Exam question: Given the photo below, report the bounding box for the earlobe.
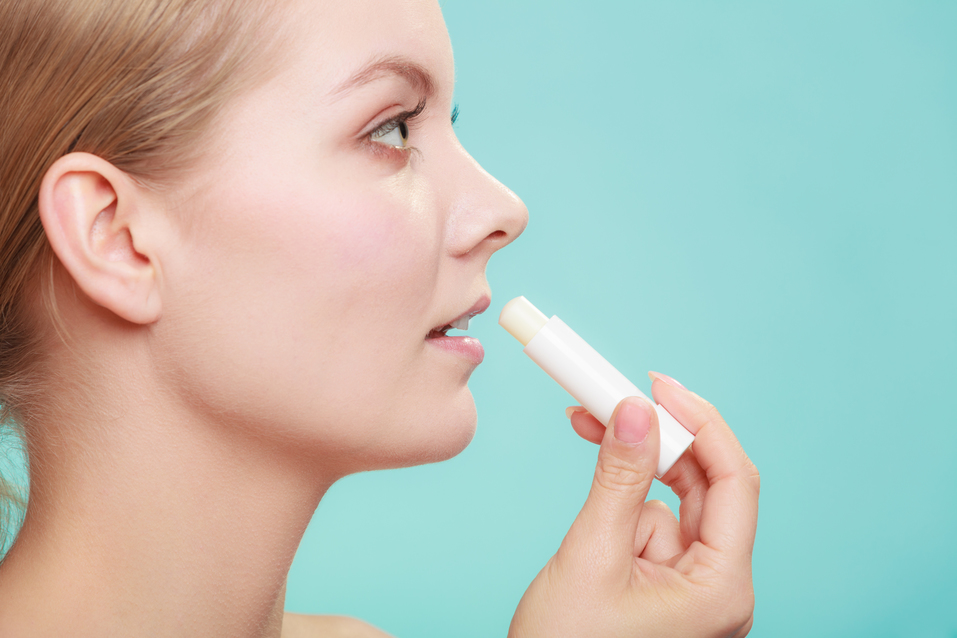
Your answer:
[38,153,162,324]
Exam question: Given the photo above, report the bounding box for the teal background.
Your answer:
[285,1,957,637]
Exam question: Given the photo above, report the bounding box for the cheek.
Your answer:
[323,190,434,302]
[156,173,446,453]
[279,180,440,335]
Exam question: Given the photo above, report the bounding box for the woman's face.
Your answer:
[151,0,527,473]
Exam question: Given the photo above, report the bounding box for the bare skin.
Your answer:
[0,0,757,635]
[281,614,393,638]
[0,0,525,635]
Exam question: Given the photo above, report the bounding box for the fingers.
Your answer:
[635,499,684,563]
[660,451,708,546]
[566,407,687,561]
[649,373,760,564]
[564,397,660,574]
[567,407,604,444]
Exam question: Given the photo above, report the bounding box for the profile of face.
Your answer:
[133,0,527,474]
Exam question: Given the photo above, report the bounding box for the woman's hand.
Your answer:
[509,373,759,638]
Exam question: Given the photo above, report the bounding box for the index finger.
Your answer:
[650,376,760,564]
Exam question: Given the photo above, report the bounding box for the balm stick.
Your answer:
[499,296,694,477]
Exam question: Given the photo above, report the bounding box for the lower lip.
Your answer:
[426,335,485,365]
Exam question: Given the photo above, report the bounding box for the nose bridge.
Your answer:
[442,142,528,258]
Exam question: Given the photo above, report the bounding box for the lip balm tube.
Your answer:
[499,296,694,477]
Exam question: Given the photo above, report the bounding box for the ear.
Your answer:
[38,153,162,324]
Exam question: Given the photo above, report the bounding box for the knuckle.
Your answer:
[688,554,755,635]
[703,401,724,426]
[705,582,755,636]
[689,399,726,432]
[722,473,758,510]
[594,455,648,493]
[734,462,761,497]
[724,589,756,634]
[748,464,761,495]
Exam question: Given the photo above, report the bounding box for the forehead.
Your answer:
[277,0,454,100]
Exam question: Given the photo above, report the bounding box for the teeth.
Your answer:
[451,316,470,331]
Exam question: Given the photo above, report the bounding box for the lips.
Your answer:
[426,295,491,339]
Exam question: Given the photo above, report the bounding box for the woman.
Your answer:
[0,0,759,635]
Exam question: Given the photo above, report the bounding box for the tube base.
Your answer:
[653,404,694,477]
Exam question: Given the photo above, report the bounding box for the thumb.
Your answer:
[567,396,660,569]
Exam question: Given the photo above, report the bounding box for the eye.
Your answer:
[370,119,410,148]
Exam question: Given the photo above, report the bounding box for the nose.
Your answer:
[443,147,528,259]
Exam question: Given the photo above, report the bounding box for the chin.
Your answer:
[432,386,478,459]
[433,406,477,462]
[366,389,478,471]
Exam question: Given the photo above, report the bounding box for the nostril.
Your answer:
[486,230,507,242]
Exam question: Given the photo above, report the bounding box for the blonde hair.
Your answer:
[0,0,276,554]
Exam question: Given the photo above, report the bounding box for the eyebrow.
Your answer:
[331,55,436,99]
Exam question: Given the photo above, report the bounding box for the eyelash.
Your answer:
[365,100,462,160]
[368,98,427,152]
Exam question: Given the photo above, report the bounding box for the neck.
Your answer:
[0,342,334,637]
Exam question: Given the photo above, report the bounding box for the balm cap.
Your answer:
[499,296,548,346]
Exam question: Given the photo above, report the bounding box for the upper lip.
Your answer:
[430,294,491,335]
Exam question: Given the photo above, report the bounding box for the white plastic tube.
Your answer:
[499,296,694,477]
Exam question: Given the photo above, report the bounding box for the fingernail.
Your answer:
[615,399,652,444]
[565,406,585,419]
[649,371,686,390]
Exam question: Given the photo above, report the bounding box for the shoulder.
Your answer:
[282,613,395,638]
